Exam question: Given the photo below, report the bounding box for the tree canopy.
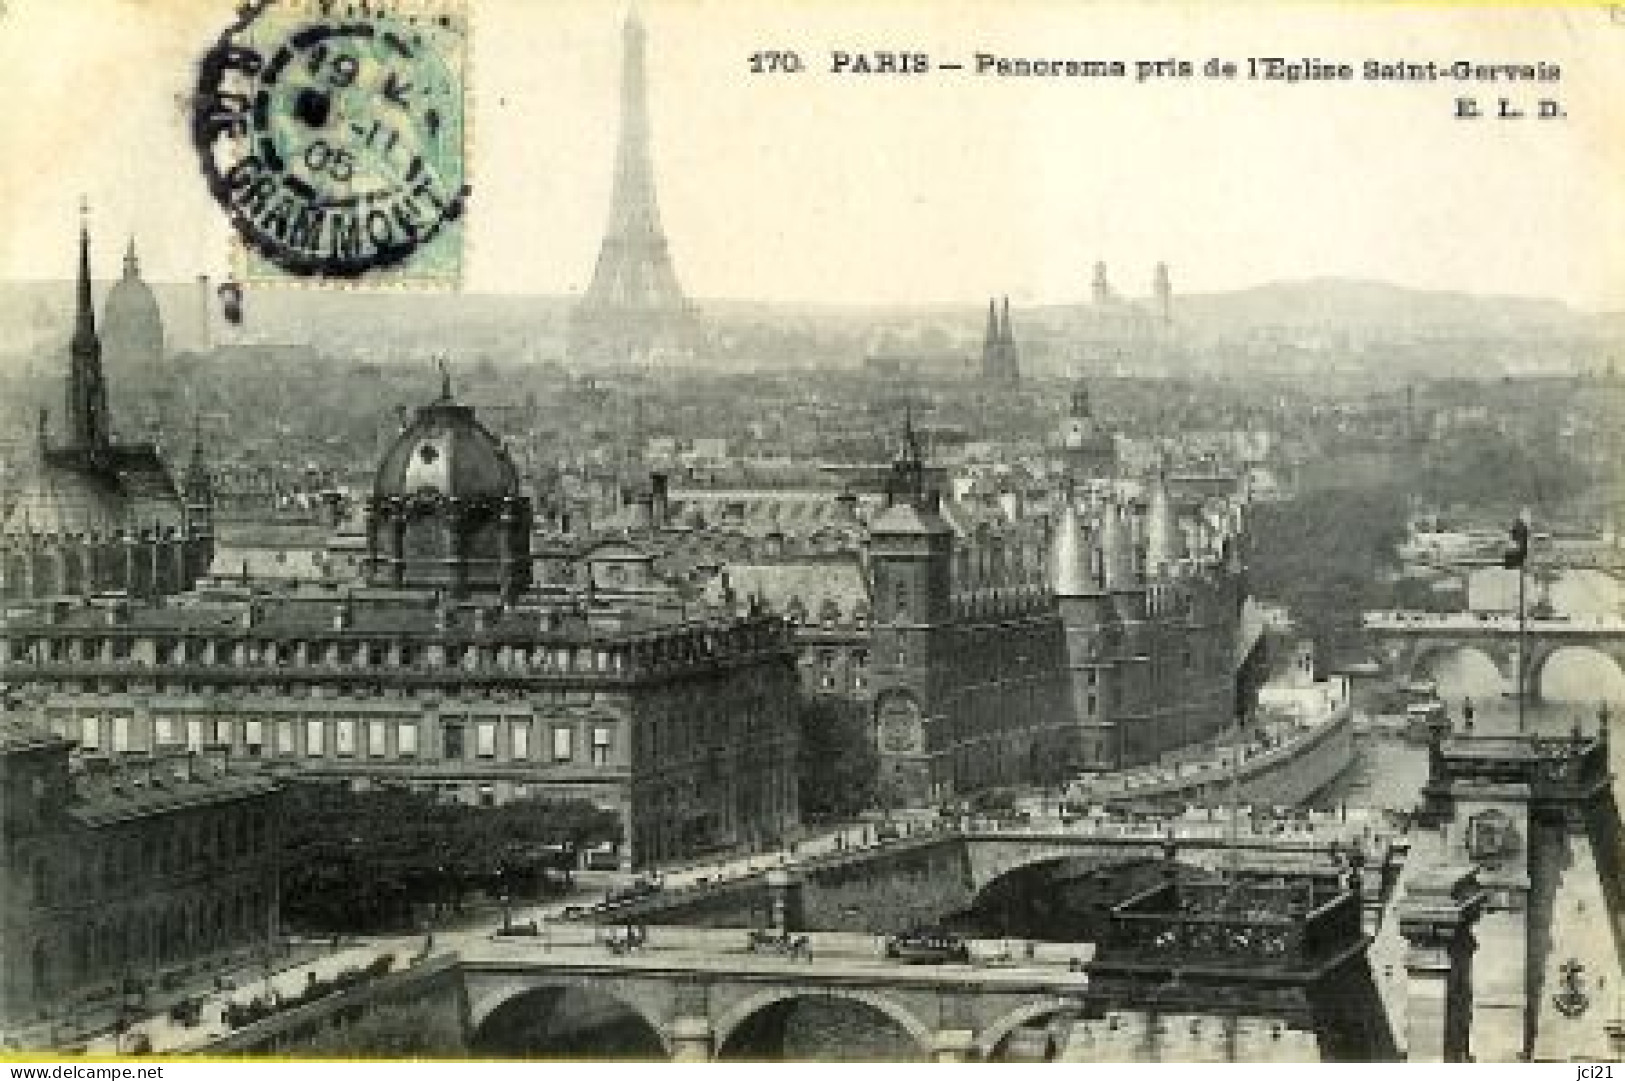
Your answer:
[279,783,622,933]
[796,696,878,820]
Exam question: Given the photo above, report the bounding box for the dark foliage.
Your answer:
[1248,486,1409,669]
[796,696,877,820]
[279,783,621,934]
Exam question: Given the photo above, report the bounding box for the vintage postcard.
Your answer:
[1,0,1623,1066]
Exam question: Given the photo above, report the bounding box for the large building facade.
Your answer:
[0,382,799,871]
[0,720,279,1024]
[517,397,1261,809]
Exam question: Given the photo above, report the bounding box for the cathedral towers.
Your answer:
[980,296,1020,385]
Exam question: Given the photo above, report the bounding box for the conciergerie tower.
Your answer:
[568,8,697,367]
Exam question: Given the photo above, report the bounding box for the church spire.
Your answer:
[67,201,111,456]
[887,406,927,506]
[122,236,140,280]
[71,201,97,359]
[1000,297,1020,383]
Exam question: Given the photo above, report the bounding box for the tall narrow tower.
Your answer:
[1152,262,1172,326]
[66,205,111,460]
[978,297,1021,386]
[569,10,696,367]
[998,296,1020,384]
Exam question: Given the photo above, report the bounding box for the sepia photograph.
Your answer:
[1,0,1624,1065]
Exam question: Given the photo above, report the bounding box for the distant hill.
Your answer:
[0,274,1612,374]
[1169,278,1578,336]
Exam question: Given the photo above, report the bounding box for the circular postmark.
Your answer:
[192,0,469,279]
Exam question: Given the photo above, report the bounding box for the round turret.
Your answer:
[1049,500,1097,596]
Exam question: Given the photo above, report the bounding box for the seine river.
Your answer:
[516,686,1619,1061]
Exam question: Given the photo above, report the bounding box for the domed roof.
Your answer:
[4,465,127,536]
[373,378,518,501]
[102,240,164,366]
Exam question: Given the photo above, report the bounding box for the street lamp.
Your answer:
[1504,510,1532,733]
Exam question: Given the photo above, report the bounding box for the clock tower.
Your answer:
[866,414,954,805]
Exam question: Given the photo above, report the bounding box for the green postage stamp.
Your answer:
[191,0,468,287]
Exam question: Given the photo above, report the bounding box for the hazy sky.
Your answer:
[3,0,1623,308]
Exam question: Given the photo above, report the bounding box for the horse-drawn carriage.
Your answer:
[745,929,813,961]
[167,997,204,1027]
[885,928,970,964]
[600,925,648,955]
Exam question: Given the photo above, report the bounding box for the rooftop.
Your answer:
[4,589,785,649]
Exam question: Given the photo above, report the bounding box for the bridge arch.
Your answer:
[467,980,671,1059]
[975,996,1080,1059]
[1528,644,1625,705]
[711,987,932,1060]
[1406,643,1510,698]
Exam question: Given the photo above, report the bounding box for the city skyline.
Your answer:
[2,1,1623,310]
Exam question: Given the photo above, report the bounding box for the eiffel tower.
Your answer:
[568,9,697,366]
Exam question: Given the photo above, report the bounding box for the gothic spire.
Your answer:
[123,236,140,280]
[982,298,999,354]
[886,406,927,506]
[1070,378,1092,419]
[185,413,209,485]
[71,201,98,360]
[435,355,453,401]
[899,404,922,465]
[67,201,111,455]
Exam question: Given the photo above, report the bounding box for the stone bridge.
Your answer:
[592,813,1396,941]
[198,820,1399,1061]
[958,821,1378,896]
[1364,610,1625,699]
[459,927,1092,1061]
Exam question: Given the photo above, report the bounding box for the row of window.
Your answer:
[65,715,616,766]
[19,810,271,906]
[9,630,772,673]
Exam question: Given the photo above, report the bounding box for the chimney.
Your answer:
[165,749,194,784]
[196,273,212,352]
[835,490,858,524]
[630,489,654,531]
[125,755,157,790]
[200,744,229,777]
[998,487,1023,523]
[650,472,669,530]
